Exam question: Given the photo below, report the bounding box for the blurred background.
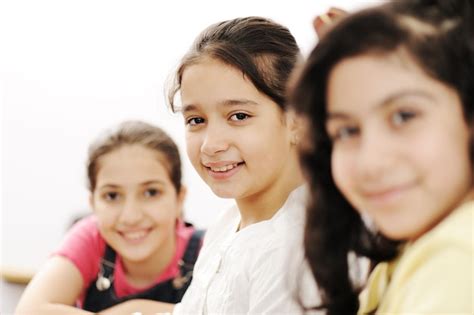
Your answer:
[0,0,384,312]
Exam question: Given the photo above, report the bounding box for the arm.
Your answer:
[15,256,175,315]
[15,256,92,315]
[99,299,174,315]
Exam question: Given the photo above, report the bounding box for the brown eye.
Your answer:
[104,192,119,201]
[144,188,161,198]
[329,125,359,142]
[392,110,417,126]
[230,112,250,121]
[187,117,205,125]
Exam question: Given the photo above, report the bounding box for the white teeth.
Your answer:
[210,163,238,172]
[122,230,148,240]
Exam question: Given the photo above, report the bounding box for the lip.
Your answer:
[362,182,415,205]
[203,160,242,168]
[118,227,153,243]
[203,161,244,180]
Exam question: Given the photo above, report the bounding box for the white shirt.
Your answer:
[173,185,321,315]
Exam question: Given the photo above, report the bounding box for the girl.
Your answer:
[290,0,473,314]
[15,120,204,314]
[166,16,320,314]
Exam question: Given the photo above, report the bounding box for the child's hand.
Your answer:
[313,7,347,39]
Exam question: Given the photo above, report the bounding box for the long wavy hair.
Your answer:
[289,0,474,314]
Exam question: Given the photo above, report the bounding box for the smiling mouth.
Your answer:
[203,161,245,180]
[205,162,245,172]
[119,228,152,242]
[363,182,415,203]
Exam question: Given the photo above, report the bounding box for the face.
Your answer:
[90,144,184,264]
[326,52,473,240]
[180,58,296,201]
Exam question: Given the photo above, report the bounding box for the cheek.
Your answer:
[246,134,288,171]
[331,149,353,195]
[425,135,472,196]
[93,202,117,227]
[255,123,292,155]
[185,134,201,163]
[96,213,116,231]
[147,199,180,223]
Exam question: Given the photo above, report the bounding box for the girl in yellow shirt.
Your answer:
[290,0,473,314]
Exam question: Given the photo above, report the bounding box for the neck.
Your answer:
[236,153,304,229]
[122,234,176,288]
[411,187,474,242]
[463,188,474,203]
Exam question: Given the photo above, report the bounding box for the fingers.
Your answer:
[313,7,348,39]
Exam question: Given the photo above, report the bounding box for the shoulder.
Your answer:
[261,185,308,250]
[382,201,473,313]
[246,185,310,275]
[53,215,105,286]
[67,214,101,236]
[56,215,103,251]
[404,200,473,262]
[239,186,308,255]
[426,200,473,248]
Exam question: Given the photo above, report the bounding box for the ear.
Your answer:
[176,185,187,218]
[286,110,303,146]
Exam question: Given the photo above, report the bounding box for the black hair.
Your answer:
[167,16,301,111]
[289,1,473,314]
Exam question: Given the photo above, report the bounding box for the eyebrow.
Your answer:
[98,180,165,190]
[181,98,258,114]
[327,90,434,120]
[97,184,121,190]
[140,180,166,186]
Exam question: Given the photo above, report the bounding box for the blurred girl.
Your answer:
[16,120,203,314]
[290,0,473,314]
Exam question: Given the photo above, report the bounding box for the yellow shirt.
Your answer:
[358,201,474,315]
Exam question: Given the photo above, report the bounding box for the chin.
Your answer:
[209,186,239,199]
[212,190,237,199]
[378,225,414,241]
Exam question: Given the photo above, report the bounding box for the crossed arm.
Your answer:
[14,256,174,315]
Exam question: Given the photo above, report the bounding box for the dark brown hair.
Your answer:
[289,0,473,314]
[167,16,301,112]
[87,120,182,193]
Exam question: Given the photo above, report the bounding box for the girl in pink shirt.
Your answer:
[16,120,203,315]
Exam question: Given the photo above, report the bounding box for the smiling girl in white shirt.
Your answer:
[166,16,320,314]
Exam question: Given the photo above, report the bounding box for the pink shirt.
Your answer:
[54,215,195,306]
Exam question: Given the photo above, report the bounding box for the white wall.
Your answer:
[0,0,384,274]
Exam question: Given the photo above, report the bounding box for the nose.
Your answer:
[200,123,229,156]
[119,197,143,226]
[356,129,395,180]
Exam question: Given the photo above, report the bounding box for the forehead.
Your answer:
[179,58,266,111]
[326,51,438,113]
[96,145,171,181]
